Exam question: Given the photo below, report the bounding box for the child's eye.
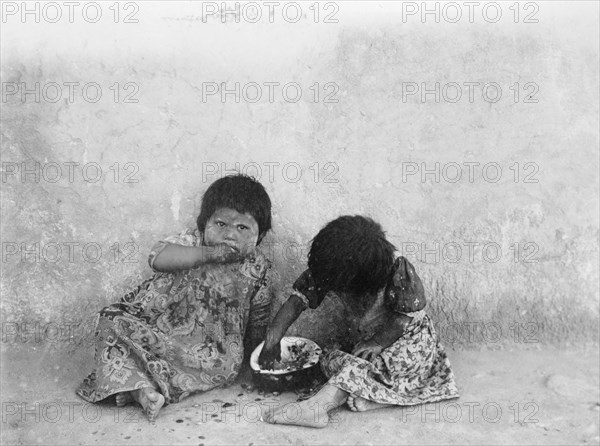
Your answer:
[216,221,226,228]
[237,225,248,231]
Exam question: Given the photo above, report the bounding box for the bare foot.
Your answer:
[264,401,329,428]
[264,384,348,428]
[116,391,134,407]
[131,388,165,422]
[347,395,394,412]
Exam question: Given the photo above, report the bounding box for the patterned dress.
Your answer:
[76,228,272,405]
[295,257,459,405]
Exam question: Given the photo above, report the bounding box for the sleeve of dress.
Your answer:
[292,269,325,310]
[384,256,427,314]
[147,228,200,271]
[244,263,274,353]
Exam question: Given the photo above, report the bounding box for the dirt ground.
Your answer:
[1,344,599,446]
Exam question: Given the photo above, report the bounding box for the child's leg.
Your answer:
[264,384,347,428]
[346,395,394,412]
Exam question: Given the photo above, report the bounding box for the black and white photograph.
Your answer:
[1,1,599,444]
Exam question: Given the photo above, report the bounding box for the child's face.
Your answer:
[203,207,260,254]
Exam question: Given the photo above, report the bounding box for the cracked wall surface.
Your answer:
[1,3,598,349]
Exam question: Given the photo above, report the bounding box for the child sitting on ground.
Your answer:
[77,174,273,422]
[259,215,459,428]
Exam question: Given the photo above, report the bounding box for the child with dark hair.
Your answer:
[259,215,459,428]
[77,174,273,421]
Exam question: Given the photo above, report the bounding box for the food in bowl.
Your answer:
[250,336,321,375]
[271,341,312,371]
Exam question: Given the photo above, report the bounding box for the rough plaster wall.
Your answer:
[1,3,598,349]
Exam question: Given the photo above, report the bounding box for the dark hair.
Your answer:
[197,174,272,244]
[308,215,396,295]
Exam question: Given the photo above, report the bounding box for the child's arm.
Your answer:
[352,312,412,361]
[354,257,425,361]
[258,294,307,369]
[152,243,242,273]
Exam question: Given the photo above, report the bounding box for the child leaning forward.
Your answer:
[259,215,459,428]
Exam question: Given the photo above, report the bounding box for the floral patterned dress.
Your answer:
[296,257,459,405]
[76,228,272,404]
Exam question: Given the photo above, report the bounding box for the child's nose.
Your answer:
[223,227,236,240]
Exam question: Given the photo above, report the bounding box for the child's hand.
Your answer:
[204,244,245,264]
[258,341,281,370]
[352,338,384,362]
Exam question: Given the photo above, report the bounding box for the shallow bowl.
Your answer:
[250,336,323,391]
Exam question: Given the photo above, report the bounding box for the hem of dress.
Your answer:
[75,384,157,404]
[327,380,461,406]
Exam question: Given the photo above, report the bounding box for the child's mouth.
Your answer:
[223,243,240,252]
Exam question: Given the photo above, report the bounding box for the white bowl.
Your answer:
[250,336,322,375]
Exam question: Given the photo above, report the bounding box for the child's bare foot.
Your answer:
[347,395,394,412]
[263,384,347,428]
[131,388,165,422]
[115,391,134,407]
[264,401,329,428]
